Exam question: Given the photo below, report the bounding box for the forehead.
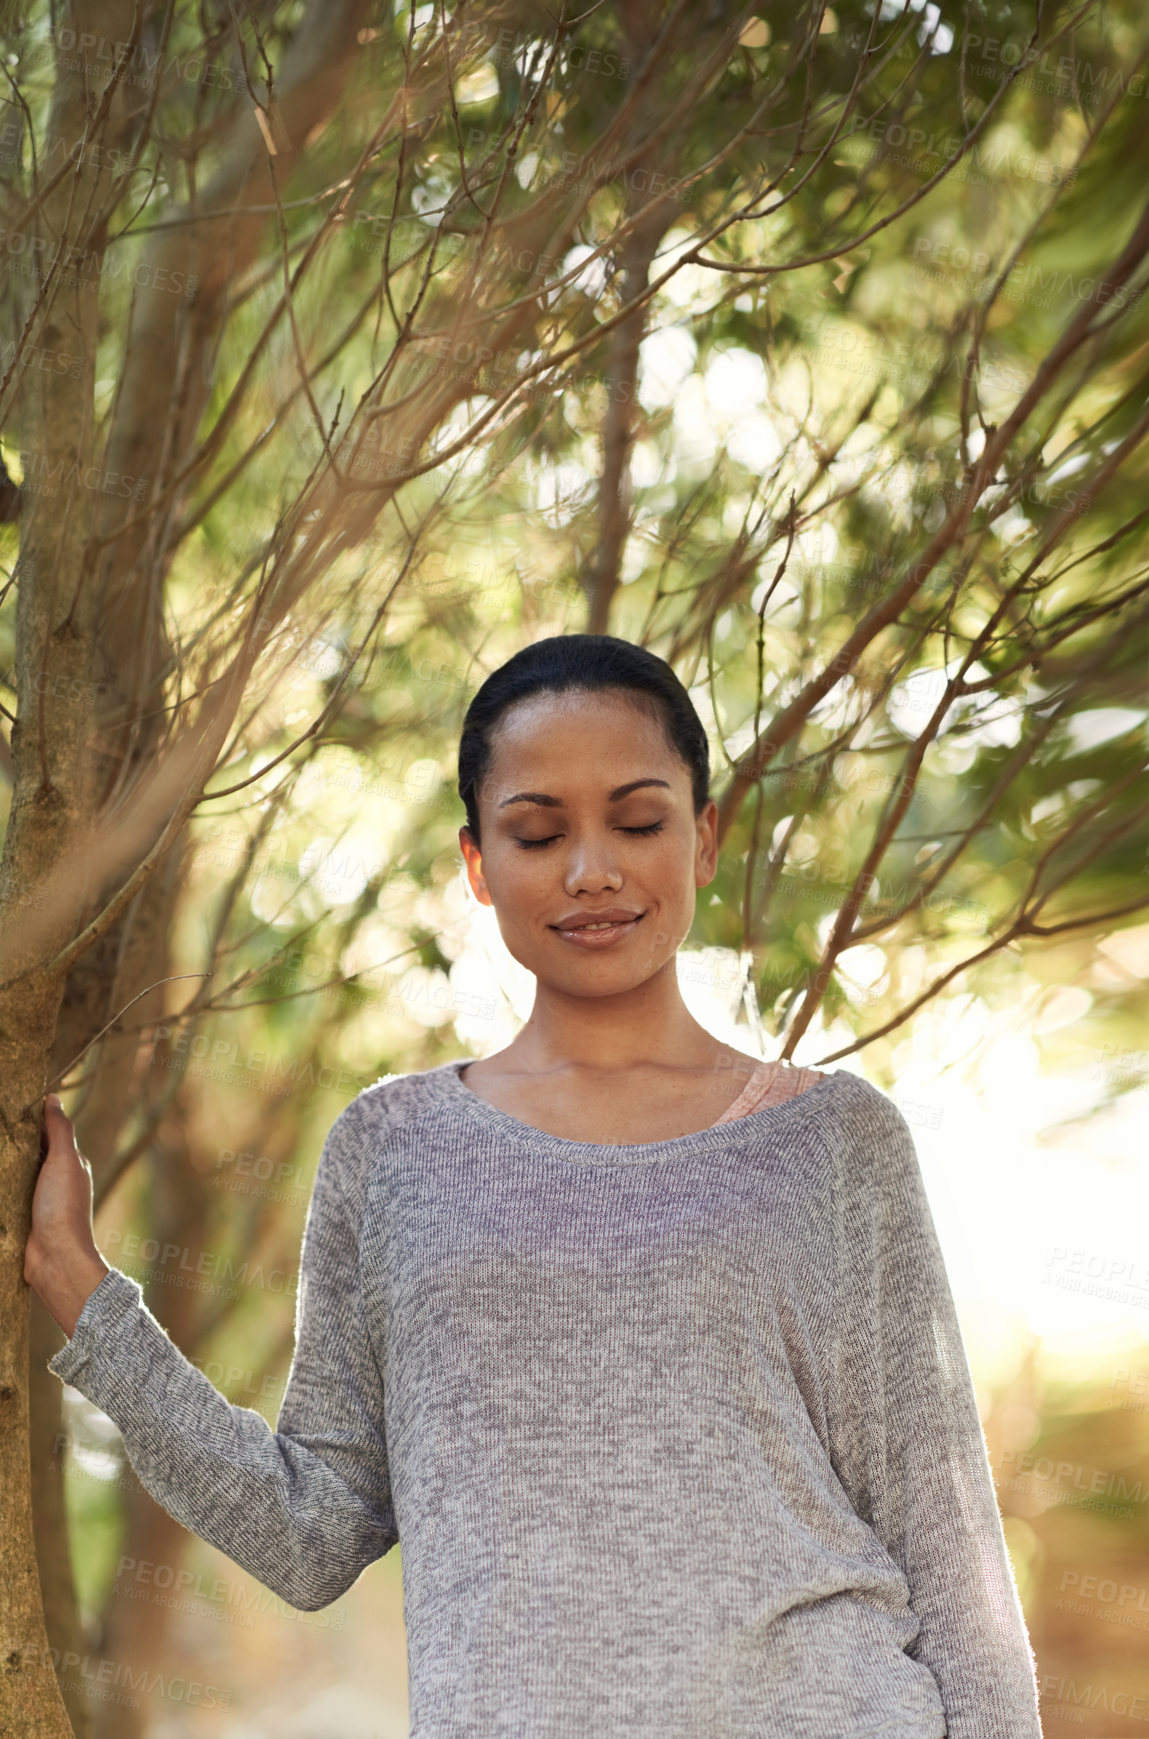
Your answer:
[485,689,682,780]
[490,685,667,754]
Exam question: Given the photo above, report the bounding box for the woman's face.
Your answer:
[459,688,719,998]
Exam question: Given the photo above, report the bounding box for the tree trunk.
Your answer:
[28,1302,93,1739]
[0,2,145,1723]
[0,979,77,1739]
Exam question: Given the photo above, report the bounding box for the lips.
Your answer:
[548,910,645,951]
[551,909,644,931]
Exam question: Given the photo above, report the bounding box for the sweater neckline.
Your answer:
[430,1057,842,1167]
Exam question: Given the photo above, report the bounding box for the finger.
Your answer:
[40,1096,61,1158]
[42,1096,78,1152]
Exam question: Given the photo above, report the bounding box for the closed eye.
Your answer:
[514,821,665,850]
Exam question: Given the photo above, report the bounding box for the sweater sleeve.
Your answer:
[46,1099,398,1612]
[825,1079,1043,1738]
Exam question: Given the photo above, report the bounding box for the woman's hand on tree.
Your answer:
[25,1094,111,1339]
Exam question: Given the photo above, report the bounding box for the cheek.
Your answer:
[654,830,699,888]
[489,848,548,903]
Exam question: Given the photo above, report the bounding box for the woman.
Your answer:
[28,633,1043,1738]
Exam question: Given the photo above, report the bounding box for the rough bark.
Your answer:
[28,1302,92,1739]
[0,978,78,1737]
[0,0,141,1717]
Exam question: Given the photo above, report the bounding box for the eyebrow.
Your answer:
[498,778,671,810]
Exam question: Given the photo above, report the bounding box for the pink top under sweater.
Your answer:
[711,1058,826,1125]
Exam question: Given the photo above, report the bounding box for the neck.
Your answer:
[504,962,723,1075]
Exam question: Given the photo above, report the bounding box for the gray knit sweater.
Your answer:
[48,1061,1043,1738]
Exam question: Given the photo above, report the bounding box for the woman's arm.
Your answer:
[825,1080,1044,1739]
[29,1094,398,1612]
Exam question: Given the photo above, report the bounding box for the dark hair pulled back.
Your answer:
[457,634,710,844]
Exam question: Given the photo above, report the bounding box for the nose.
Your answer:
[562,831,624,898]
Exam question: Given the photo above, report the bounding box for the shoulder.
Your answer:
[348,1064,450,1133]
[818,1072,930,1217]
[315,1065,453,1208]
[822,1069,914,1137]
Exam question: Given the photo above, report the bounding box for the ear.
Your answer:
[459,826,493,907]
[694,798,720,889]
